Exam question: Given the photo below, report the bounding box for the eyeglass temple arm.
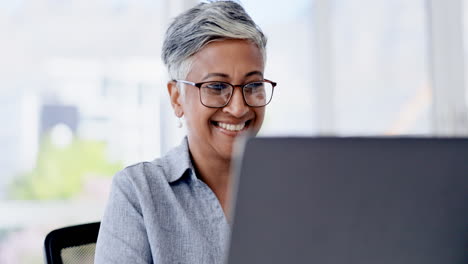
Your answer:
[175,80,196,86]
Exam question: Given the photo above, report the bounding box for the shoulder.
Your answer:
[113,137,192,189]
[104,159,173,219]
[112,159,168,193]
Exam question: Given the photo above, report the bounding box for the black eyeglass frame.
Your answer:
[174,79,277,108]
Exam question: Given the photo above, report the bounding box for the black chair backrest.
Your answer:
[44,222,101,264]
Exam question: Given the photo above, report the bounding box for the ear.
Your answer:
[167,81,184,117]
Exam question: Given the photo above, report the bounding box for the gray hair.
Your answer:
[162,0,267,80]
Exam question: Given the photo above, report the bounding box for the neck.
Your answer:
[188,142,233,217]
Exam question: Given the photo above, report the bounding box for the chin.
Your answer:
[218,146,235,161]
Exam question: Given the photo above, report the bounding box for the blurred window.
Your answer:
[331,0,431,135]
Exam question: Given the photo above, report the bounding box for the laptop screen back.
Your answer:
[227,137,468,264]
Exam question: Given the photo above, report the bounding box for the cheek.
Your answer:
[184,102,217,130]
[181,91,201,121]
[253,108,265,128]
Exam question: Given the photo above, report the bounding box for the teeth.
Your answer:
[217,122,246,131]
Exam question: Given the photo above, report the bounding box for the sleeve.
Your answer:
[94,169,153,264]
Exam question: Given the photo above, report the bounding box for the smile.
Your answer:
[212,120,251,132]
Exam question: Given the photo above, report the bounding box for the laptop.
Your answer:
[227,137,468,264]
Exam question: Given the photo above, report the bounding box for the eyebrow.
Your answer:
[202,73,229,81]
[245,71,264,78]
[201,71,264,81]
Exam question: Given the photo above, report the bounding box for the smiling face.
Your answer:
[168,39,265,162]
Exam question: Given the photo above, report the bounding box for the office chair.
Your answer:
[44,222,100,264]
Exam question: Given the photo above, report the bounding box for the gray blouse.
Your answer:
[95,137,230,264]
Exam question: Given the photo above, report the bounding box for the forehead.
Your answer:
[188,39,264,80]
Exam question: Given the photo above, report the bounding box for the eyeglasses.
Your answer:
[174,79,277,108]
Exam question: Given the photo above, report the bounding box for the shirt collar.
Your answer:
[160,136,195,183]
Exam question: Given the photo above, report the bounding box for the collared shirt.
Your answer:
[95,137,230,264]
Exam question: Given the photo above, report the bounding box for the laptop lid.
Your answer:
[227,137,468,264]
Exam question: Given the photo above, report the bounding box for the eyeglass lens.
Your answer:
[200,81,273,107]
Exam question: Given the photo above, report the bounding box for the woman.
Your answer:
[95,1,276,263]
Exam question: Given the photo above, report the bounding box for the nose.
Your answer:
[222,88,249,117]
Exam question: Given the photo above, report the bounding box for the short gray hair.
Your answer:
[162,0,267,80]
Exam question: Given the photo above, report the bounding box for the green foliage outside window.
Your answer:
[9,135,122,200]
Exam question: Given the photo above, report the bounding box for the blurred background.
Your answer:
[1,0,467,263]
